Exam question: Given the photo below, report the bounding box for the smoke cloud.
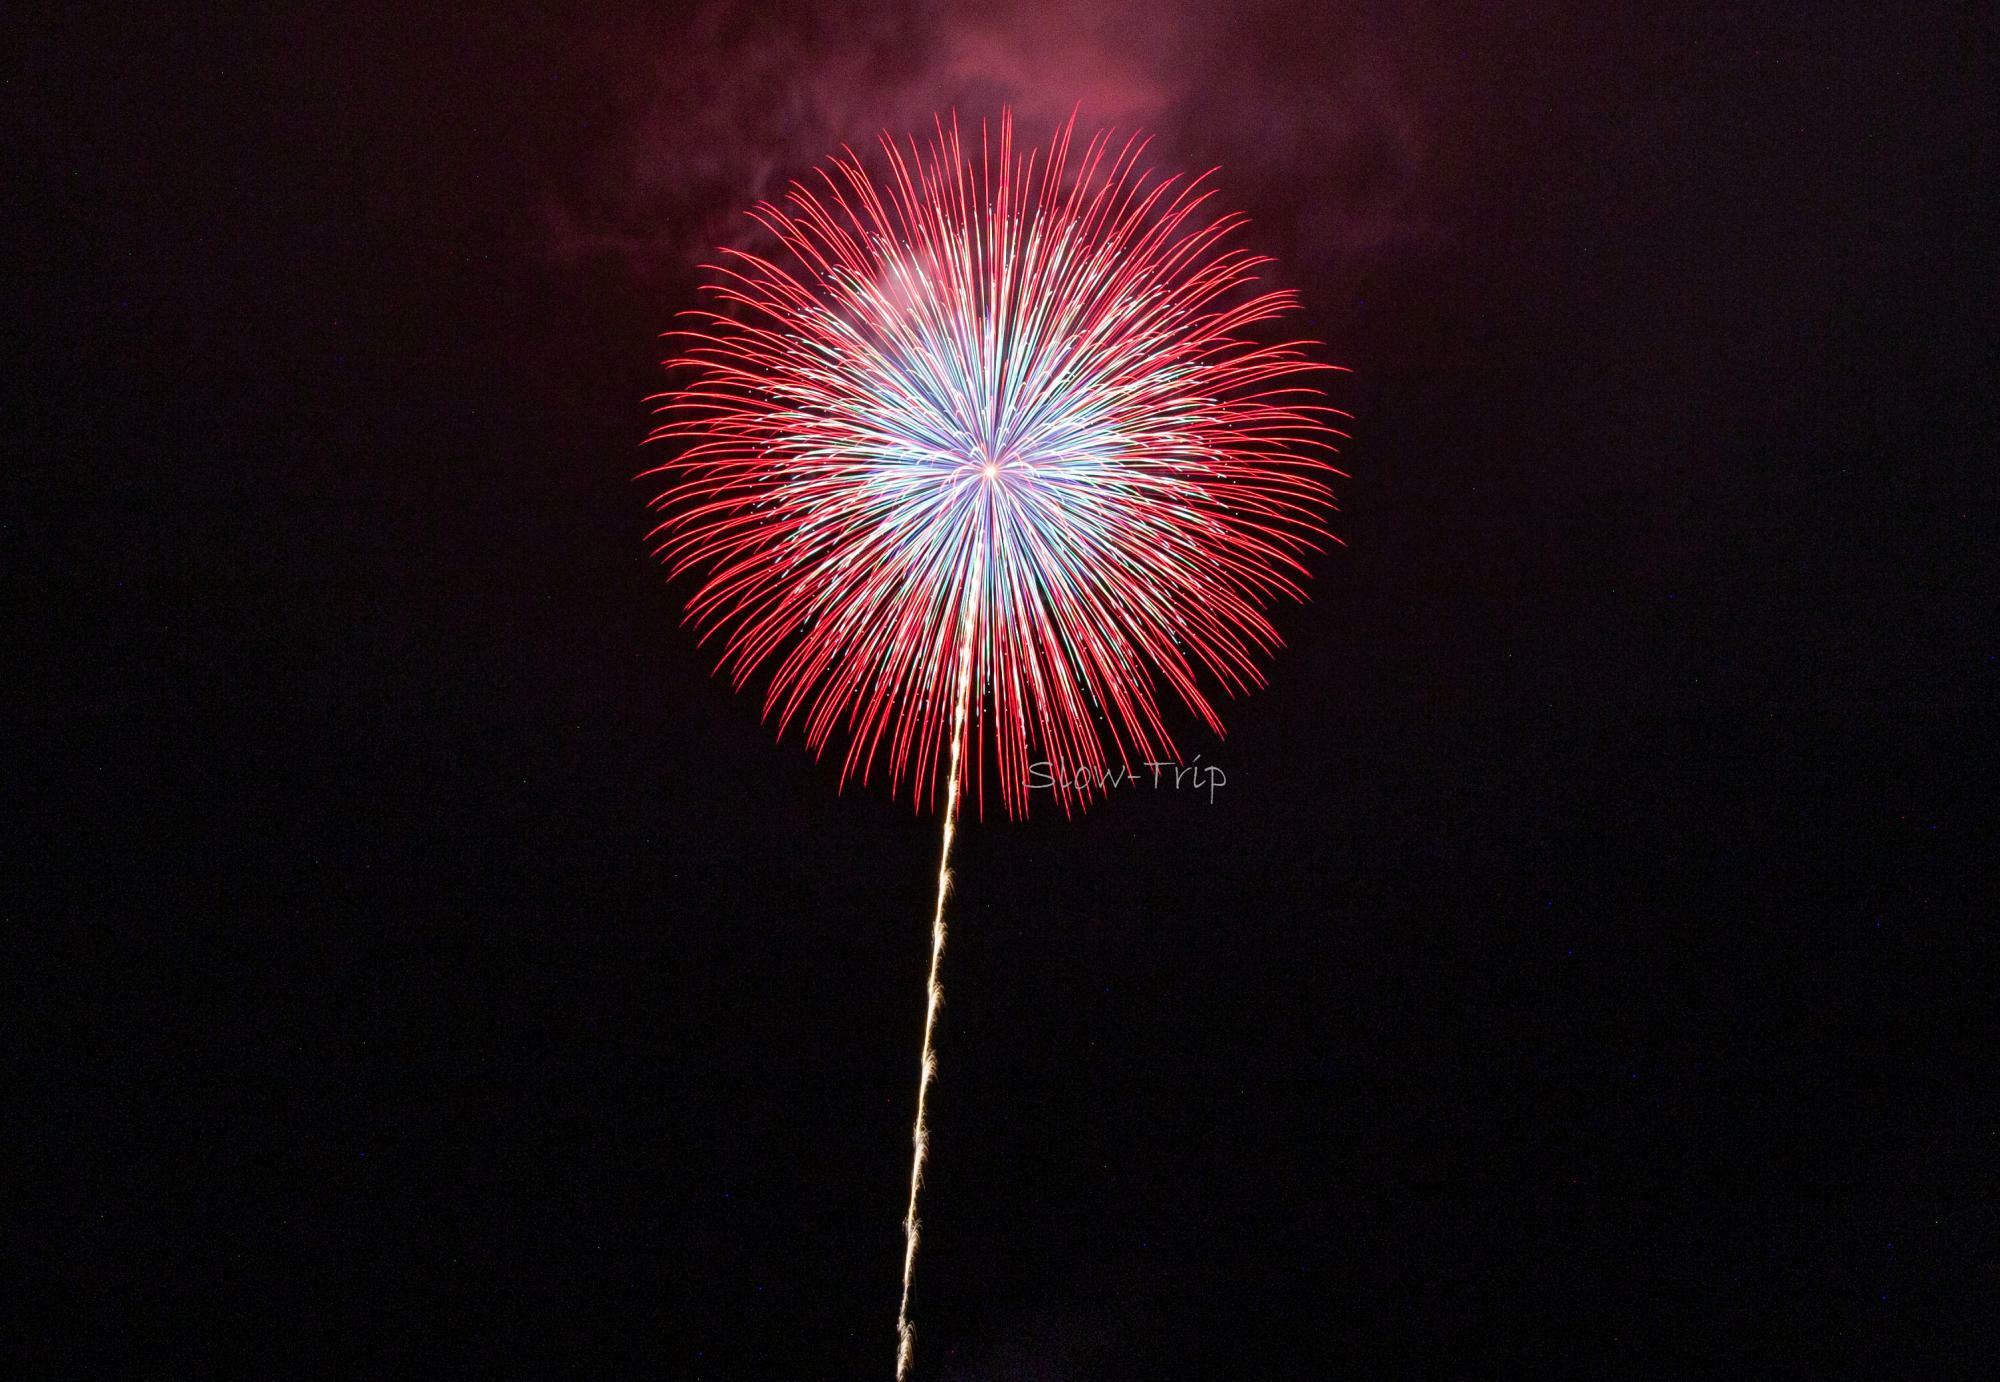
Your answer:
[544,0,1428,283]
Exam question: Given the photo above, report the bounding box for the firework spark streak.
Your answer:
[896,569,977,1378]
[645,113,1343,1375]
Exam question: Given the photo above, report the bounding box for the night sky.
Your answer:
[15,3,1992,1377]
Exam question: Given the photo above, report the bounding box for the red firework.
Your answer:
[646,113,1346,815]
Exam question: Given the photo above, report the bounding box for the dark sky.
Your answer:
[15,3,1992,1377]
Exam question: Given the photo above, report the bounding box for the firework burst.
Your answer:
[646,112,1344,1377]
[645,113,1346,818]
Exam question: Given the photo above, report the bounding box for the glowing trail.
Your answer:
[896,561,979,1379]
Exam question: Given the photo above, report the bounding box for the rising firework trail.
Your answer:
[644,112,1345,1376]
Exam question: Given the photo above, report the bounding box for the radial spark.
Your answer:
[645,113,1346,818]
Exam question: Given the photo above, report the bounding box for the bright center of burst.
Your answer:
[982,463,998,481]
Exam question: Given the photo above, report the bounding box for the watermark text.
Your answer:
[1027,758,1228,803]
